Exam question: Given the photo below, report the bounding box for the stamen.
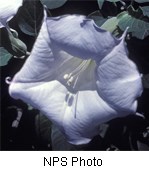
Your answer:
[70,60,88,75]
[63,59,92,89]
[72,60,90,78]
[67,76,74,86]
[63,74,70,80]
[73,76,79,89]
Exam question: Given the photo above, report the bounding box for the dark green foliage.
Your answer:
[0,28,27,59]
[0,47,12,66]
[17,0,44,36]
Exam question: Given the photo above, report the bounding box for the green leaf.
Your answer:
[17,0,44,36]
[117,6,149,39]
[140,6,149,18]
[8,30,27,56]
[11,38,27,56]
[101,16,119,33]
[97,0,105,9]
[40,0,67,9]
[1,27,27,57]
[134,0,149,3]
[142,74,149,89]
[88,11,120,35]
[88,11,107,27]
[0,47,12,66]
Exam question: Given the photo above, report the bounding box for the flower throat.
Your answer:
[63,59,92,89]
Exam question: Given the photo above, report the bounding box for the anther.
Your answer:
[63,74,69,80]
[63,59,92,88]
[67,76,74,86]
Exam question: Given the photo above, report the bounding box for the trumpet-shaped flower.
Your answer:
[9,15,143,145]
[0,0,23,28]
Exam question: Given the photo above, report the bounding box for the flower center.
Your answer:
[63,59,92,89]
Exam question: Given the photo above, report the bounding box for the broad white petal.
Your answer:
[0,0,23,28]
[96,36,143,114]
[47,15,121,60]
[61,90,120,145]
[9,80,68,127]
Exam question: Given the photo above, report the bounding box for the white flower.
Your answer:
[9,15,143,145]
[0,0,23,28]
